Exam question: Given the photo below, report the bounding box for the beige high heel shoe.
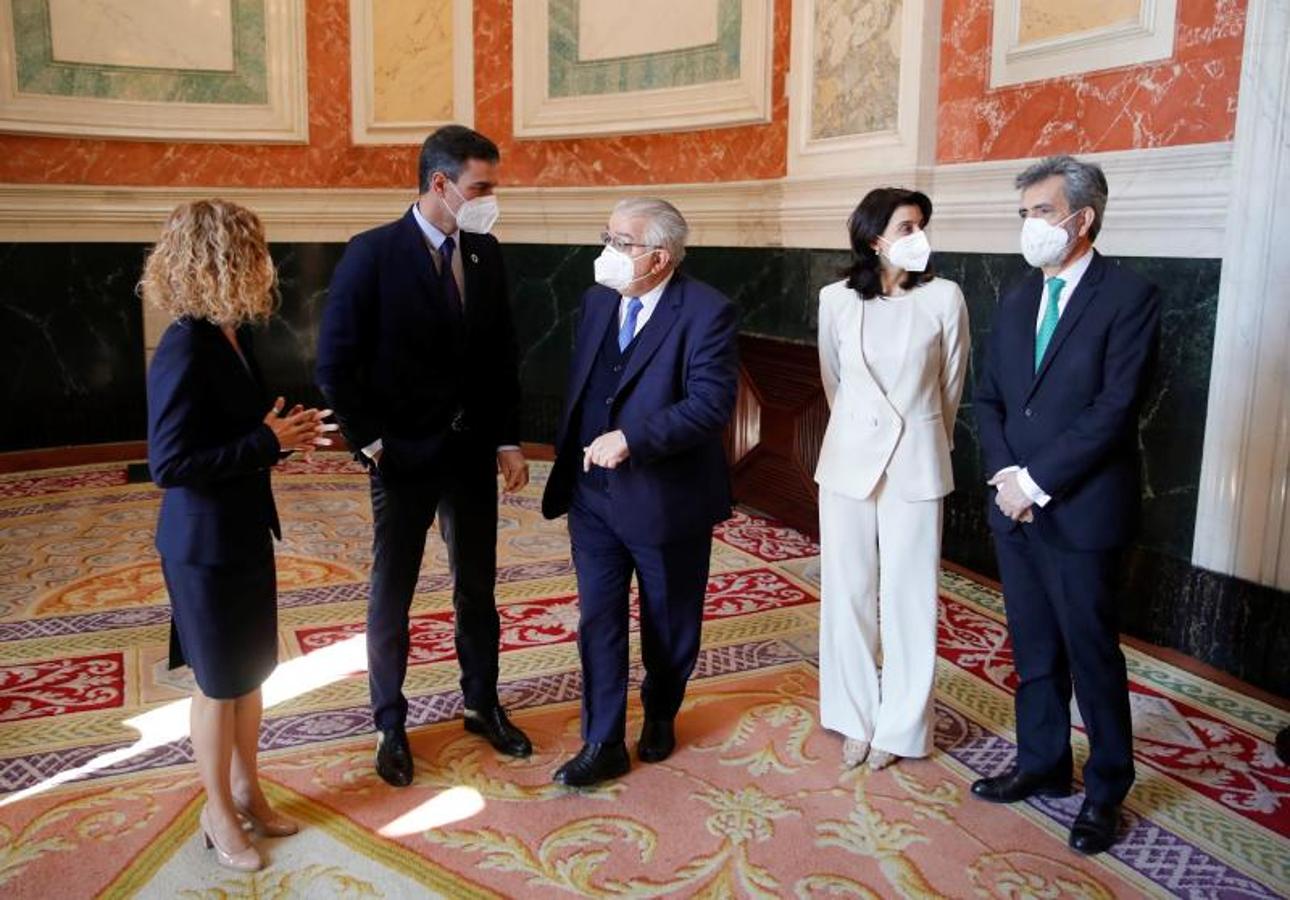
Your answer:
[841,738,870,768]
[238,805,299,838]
[200,806,263,872]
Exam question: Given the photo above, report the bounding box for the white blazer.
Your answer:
[814,277,970,502]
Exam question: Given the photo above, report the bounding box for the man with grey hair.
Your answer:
[971,155,1160,854]
[541,197,739,786]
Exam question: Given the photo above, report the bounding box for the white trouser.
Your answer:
[818,477,942,757]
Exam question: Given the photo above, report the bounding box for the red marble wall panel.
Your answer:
[0,0,789,188]
[938,0,1246,163]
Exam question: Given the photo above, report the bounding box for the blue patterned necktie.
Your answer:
[618,297,643,352]
[1035,276,1065,371]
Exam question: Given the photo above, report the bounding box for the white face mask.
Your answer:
[441,180,500,234]
[1020,209,1081,268]
[878,229,931,272]
[594,245,654,293]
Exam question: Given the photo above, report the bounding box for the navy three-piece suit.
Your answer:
[542,272,739,742]
[975,250,1160,805]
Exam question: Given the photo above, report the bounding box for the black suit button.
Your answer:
[1024,408,1033,418]
[613,365,622,372]
[604,397,613,406]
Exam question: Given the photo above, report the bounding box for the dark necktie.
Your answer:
[439,235,463,312]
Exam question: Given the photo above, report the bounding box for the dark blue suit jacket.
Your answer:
[315,209,520,475]
[541,272,739,543]
[147,319,282,564]
[974,250,1160,550]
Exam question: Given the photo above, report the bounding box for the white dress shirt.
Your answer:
[617,272,673,340]
[363,203,517,459]
[997,247,1095,507]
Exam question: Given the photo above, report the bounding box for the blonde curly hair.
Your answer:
[138,200,278,326]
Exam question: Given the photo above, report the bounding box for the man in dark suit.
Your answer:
[541,198,738,786]
[316,125,532,787]
[972,156,1161,854]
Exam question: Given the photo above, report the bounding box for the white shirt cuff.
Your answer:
[988,465,1019,483]
[361,438,383,458]
[497,445,521,452]
[1017,467,1052,507]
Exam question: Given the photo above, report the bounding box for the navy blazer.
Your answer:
[147,319,282,564]
[974,250,1161,550]
[541,272,739,543]
[315,209,521,474]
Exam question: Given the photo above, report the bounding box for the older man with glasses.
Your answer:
[541,198,739,786]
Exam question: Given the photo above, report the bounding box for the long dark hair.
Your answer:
[843,188,935,300]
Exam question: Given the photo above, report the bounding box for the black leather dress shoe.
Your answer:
[464,706,533,758]
[637,719,676,763]
[1069,800,1120,855]
[971,767,1071,803]
[375,727,413,787]
[552,742,630,787]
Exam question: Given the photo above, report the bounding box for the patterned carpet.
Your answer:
[0,457,1286,898]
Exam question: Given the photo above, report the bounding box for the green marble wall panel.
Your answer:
[12,0,267,104]
[547,0,742,97]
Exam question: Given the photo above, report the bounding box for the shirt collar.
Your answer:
[1053,247,1094,289]
[411,201,454,250]
[622,271,674,311]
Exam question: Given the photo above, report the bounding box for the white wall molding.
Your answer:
[990,0,1177,88]
[0,141,1232,255]
[787,0,940,177]
[0,0,308,143]
[512,0,773,139]
[1192,0,1290,589]
[348,0,474,145]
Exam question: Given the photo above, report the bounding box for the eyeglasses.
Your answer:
[600,231,659,254]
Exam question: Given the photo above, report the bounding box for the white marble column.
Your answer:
[1192,0,1290,588]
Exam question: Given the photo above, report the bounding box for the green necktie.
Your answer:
[1035,276,1065,371]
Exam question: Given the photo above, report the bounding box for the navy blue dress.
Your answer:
[147,318,283,699]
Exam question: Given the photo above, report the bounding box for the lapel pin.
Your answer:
[470,253,479,264]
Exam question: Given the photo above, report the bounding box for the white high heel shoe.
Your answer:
[841,738,870,768]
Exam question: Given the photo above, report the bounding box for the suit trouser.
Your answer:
[568,482,712,743]
[367,437,500,730]
[993,527,1135,805]
[818,477,941,757]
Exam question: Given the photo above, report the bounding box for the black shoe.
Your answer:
[375,726,413,787]
[636,719,676,763]
[552,742,630,787]
[971,767,1071,804]
[464,706,533,758]
[1069,800,1120,855]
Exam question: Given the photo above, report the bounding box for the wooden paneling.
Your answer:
[727,334,825,537]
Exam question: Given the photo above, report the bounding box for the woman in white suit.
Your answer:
[815,188,969,769]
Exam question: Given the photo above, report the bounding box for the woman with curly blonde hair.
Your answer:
[142,200,333,871]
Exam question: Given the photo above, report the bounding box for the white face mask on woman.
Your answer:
[440,180,500,234]
[877,229,932,272]
[1019,209,1082,268]
[593,245,654,293]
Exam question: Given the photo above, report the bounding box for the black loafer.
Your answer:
[375,726,413,787]
[1069,800,1120,855]
[636,719,676,763]
[971,767,1071,803]
[464,706,533,758]
[552,742,630,787]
